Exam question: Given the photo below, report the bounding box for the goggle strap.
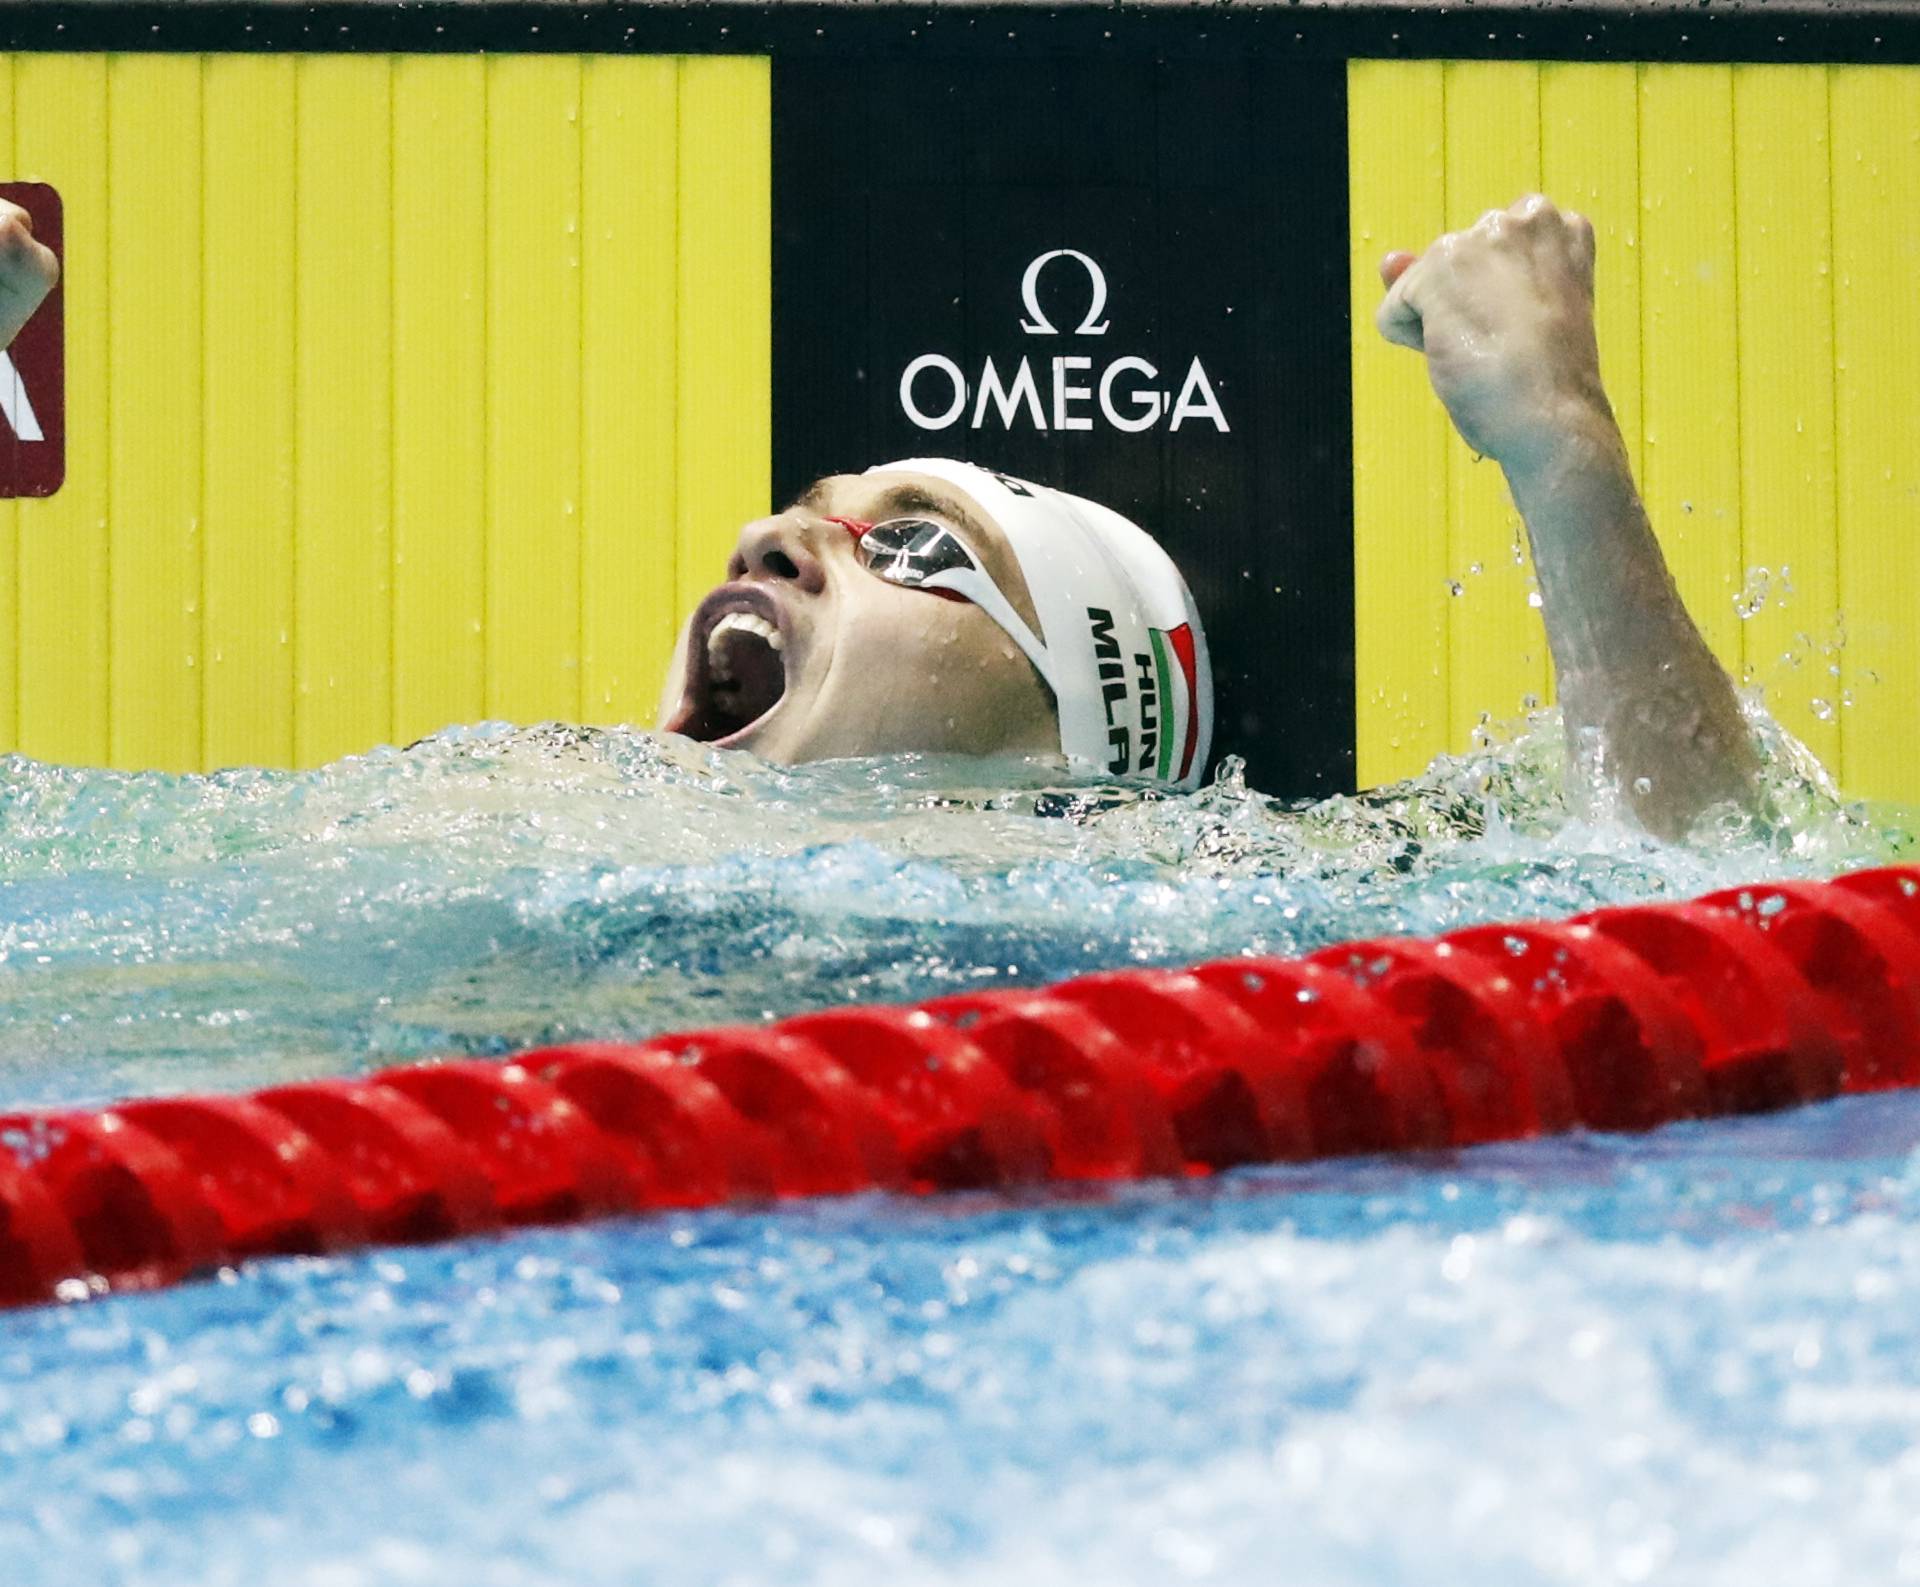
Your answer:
[841,512,1061,696]
[923,568,1060,697]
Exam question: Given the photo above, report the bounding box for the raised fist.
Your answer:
[1376,194,1606,473]
[0,199,58,353]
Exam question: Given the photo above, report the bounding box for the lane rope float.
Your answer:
[5,866,1920,1308]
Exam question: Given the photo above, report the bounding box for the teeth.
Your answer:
[706,611,784,680]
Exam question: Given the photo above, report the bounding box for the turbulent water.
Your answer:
[0,707,1901,1110]
[3,711,1918,1587]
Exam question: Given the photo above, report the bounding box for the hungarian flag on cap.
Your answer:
[1148,623,1202,784]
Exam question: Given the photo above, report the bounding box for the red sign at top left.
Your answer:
[0,184,62,497]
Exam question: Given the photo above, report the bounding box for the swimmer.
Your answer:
[0,184,1747,838]
[660,195,1759,840]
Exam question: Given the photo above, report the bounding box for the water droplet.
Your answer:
[1734,567,1771,619]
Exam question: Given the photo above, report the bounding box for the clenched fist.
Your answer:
[1376,194,1606,474]
[1371,191,1760,838]
[0,199,58,353]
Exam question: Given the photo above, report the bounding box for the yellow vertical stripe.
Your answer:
[1348,59,1449,788]
[392,55,487,744]
[1637,66,1743,666]
[202,55,296,769]
[582,56,680,725]
[108,55,202,771]
[1732,67,1840,767]
[485,55,584,725]
[675,56,771,619]
[1540,63,1644,484]
[1440,61,1546,744]
[1833,69,1920,803]
[294,56,393,766]
[14,54,109,765]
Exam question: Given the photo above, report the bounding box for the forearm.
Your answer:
[1505,400,1759,837]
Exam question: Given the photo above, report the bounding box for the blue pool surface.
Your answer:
[1,715,1916,1585]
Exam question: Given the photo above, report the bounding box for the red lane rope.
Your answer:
[5,866,1920,1307]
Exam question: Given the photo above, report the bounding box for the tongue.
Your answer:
[698,629,784,739]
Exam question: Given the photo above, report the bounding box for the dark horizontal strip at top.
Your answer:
[7,0,1920,64]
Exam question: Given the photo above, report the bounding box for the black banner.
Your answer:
[6,4,1920,65]
[774,55,1354,797]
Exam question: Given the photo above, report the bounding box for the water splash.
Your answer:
[1734,566,1772,619]
[0,712,1900,1110]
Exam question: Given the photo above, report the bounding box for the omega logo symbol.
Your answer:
[1018,249,1111,337]
[898,247,1230,437]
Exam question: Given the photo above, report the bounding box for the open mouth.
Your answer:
[664,584,791,745]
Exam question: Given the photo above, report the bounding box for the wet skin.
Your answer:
[656,470,1059,764]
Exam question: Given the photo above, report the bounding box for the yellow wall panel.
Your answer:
[392,55,487,745]
[1732,67,1839,768]
[1440,61,1547,744]
[1348,59,1449,788]
[1638,66,1743,666]
[1540,63,1643,483]
[675,56,770,619]
[1833,69,1920,803]
[294,57,394,766]
[0,50,767,773]
[582,56,680,725]
[202,55,295,769]
[107,55,202,771]
[13,55,108,765]
[485,55,584,726]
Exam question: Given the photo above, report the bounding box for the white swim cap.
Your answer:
[869,458,1214,789]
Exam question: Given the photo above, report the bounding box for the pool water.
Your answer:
[1,712,1915,1585]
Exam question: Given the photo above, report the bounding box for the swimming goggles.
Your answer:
[830,515,1058,692]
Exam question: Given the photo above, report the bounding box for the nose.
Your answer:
[727,514,828,594]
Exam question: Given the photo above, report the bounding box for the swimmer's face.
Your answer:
[656,470,1059,763]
